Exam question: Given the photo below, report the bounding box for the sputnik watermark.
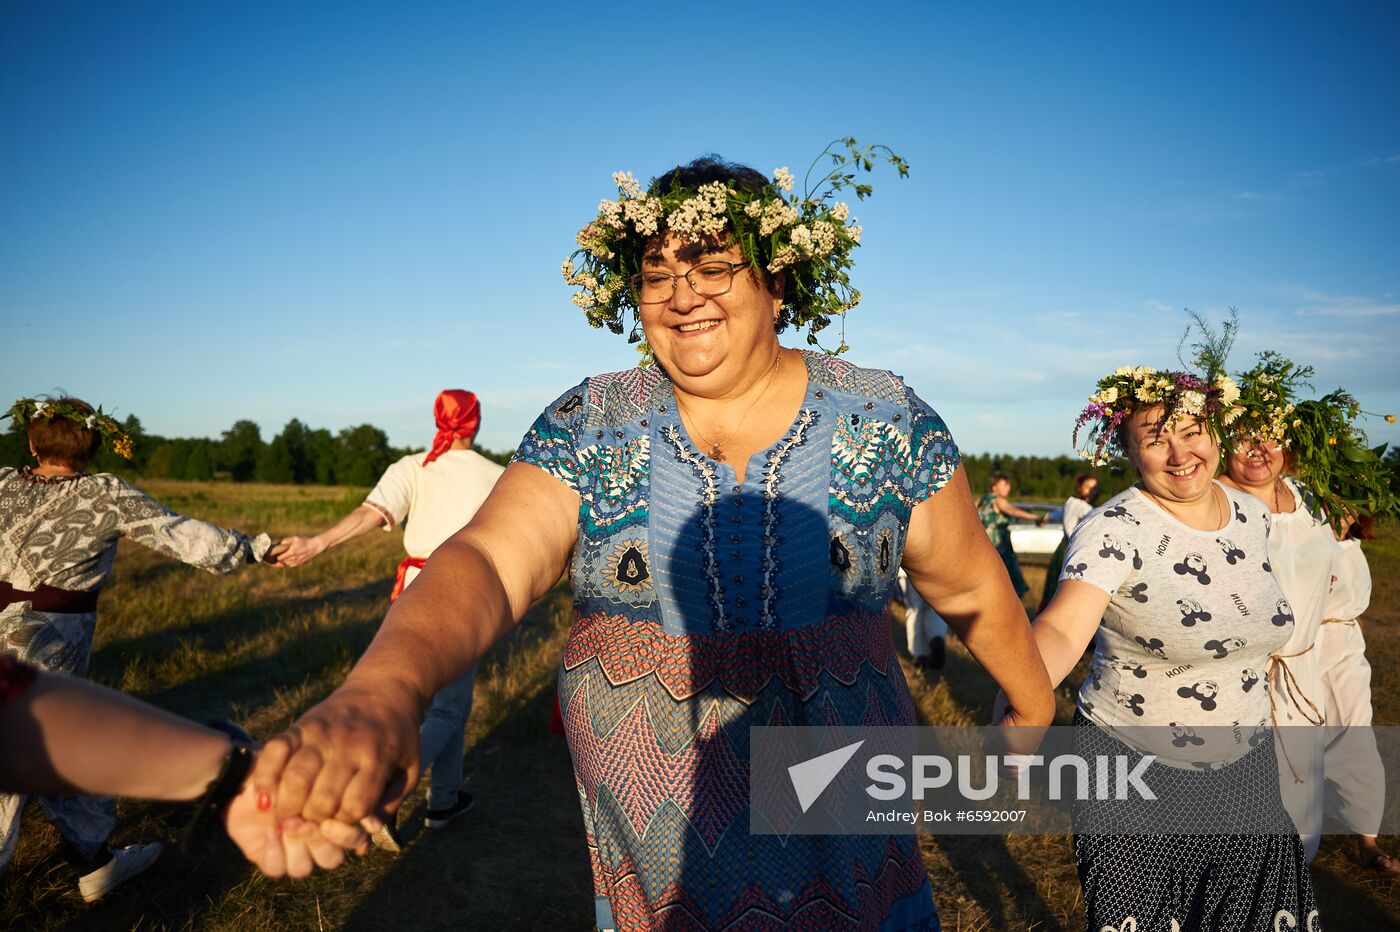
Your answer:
[751,725,1400,836]
[865,752,1157,802]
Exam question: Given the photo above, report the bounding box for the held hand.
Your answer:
[223,777,372,877]
[268,536,326,568]
[252,682,421,825]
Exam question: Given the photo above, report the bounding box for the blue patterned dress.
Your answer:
[514,351,959,931]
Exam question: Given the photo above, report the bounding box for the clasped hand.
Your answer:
[239,681,421,872]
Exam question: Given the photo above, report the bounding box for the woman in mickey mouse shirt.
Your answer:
[1011,367,1319,932]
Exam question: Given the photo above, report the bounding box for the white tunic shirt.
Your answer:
[363,450,505,584]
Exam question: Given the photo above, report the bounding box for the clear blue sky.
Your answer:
[3,1,1398,457]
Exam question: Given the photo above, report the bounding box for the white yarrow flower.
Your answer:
[773,167,794,191]
[1180,390,1206,414]
[830,202,850,222]
[612,171,642,198]
[85,414,97,428]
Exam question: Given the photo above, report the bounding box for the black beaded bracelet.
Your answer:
[180,735,256,858]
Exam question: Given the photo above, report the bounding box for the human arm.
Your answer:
[253,461,580,823]
[1023,580,1110,689]
[270,506,386,568]
[903,465,1055,727]
[995,494,1045,525]
[112,479,272,571]
[0,660,368,876]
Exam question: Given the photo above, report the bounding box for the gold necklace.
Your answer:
[674,351,782,463]
[1142,482,1223,530]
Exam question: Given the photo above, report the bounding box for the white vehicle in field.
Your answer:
[1009,504,1065,557]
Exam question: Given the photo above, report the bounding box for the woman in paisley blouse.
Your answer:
[1,397,279,900]
[253,151,1055,930]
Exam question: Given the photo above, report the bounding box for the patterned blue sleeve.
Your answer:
[904,385,962,503]
[510,379,589,495]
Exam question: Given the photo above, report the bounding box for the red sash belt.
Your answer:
[390,557,429,602]
[0,581,99,614]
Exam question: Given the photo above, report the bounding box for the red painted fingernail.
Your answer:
[258,792,272,811]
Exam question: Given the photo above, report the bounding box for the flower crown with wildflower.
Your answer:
[562,137,909,360]
[4,397,134,460]
[1231,352,1398,530]
[1073,311,1247,466]
[1071,366,1242,466]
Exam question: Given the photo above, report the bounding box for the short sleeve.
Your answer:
[364,458,414,529]
[1060,510,1135,595]
[510,380,588,496]
[904,386,961,503]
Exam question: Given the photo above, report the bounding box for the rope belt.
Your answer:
[1320,617,1358,627]
[1267,643,1325,784]
[0,581,99,614]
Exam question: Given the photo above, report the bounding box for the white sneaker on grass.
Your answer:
[77,842,163,902]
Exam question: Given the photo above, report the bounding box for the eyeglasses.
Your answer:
[630,261,750,304]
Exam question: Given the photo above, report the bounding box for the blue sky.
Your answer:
[3,1,1398,457]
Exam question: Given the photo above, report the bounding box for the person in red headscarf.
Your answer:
[271,389,503,847]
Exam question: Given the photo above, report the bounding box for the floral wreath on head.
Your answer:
[562,137,909,361]
[1230,351,1398,531]
[1072,366,1242,466]
[1074,310,1246,467]
[4,397,134,460]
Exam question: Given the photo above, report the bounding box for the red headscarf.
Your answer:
[422,389,480,466]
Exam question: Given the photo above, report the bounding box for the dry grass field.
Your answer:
[2,479,1397,930]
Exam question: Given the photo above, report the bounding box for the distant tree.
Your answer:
[256,436,296,484]
[183,441,215,481]
[334,424,393,487]
[0,423,29,470]
[306,427,338,484]
[273,418,313,483]
[219,420,263,482]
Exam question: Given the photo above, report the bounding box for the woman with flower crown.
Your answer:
[250,141,1055,930]
[0,396,282,900]
[1219,349,1398,874]
[1002,363,1320,930]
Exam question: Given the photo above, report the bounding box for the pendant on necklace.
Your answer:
[708,445,726,462]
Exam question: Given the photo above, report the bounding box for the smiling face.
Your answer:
[1223,438,1286,488]
[638,235,783,392]
[1123,404,1221,504]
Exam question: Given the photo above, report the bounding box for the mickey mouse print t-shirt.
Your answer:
[1060,481,1294,766]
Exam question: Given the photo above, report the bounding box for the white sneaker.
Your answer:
[77,842,163,902]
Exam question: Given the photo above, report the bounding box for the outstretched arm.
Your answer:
[996,494,1045,524]
[0,659,368,877]
[253,461,580,825]
[904,465,1055,727]
[271,506,386,568]
[112,479,272,572]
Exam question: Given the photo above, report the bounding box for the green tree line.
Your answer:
[1,416,514,485]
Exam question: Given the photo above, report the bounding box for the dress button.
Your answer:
[735,596,747,607]
[614,430,625,439]
[731,495,743,507]
[865,402,875,411]
[731,551,742,560]
[640,419,649,427]
[814,390,824,399]
[659,405,668,413]
[731,485,742,494]
[733,575,744,585]
[730,534,741,544]
[731,516,742,525]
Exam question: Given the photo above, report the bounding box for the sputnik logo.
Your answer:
[787,740,865,813]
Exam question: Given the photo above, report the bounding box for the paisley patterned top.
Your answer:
[0,468,271,673]
[513,351,958,932]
